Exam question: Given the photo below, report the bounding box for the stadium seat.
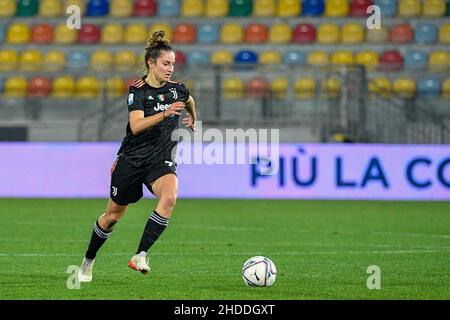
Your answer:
[31,24,54,44]
[43,50,66,71]
[157,0,180,16]
[247,77,269,98]
[16,0,39,16]
[173,23,197,44]
[423,0,446,16]
[220,23,244,44]
[271,77,288,99]
[124,23,147,44]
[302,0,324,16]
[182,0,203,16]
[351,0,372,16]
[19,49,42,71]
[0,49,18,72]
[367,25,388,42]
[295,77,316,99]
[429,51,450,72]
[331,50,354,65]
[0,0,15,18]
[28,77,51,98]
[379,50,404,70]
[245,24,268,43]
[235,50,258,64]
[0,24,4,43]
[390,23,414,43]
[67,51,90,69]
[86,0,109,16]
[356,51,379,71]
[268,23,292,44]
[4,76,28,98]
[293,23,316,44]
[277,0,301,17]
[404,50,428,68]
[222,77,244,98]
[230,0,252,16]
[115,51,137,71]
[438,24,450,43]
[175,50,187,67]
[149,23,173,41]
[77,76,99,99]
[317,24,339,44]
[104,76,125,98]
[187,51,210,65]
[285,51,306,65]
[111,0,133,16]
[398,0,420,16]
[443,78,450,98]
[65,0,86,16]
[325,0,349,16]
[134,0,157,16]
[393,77,416,98]
[6,23,31,44]
[205,0,229,17]
[307,51,329,65]
[259,51,282,65]
[0,78,3,94]
[197,23,219,43]
[54,23,78,44]
[39,0,62,17]
[78,24,101,44]
[91,50,113,71]
[373,0,397,17]
[368,77,391,97]
[211,50,233,65]
[101,23,123,44]
[322,77,341,98]
[253,0,275,16]
[341,23,364,44]
[418,78,441,96]
[448,1,450,16]
[415,23,437,44]
[52,75,76,98]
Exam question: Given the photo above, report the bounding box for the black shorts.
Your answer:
[110,157,177,206]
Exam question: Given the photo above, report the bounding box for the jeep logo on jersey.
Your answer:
[170,88,178,100]
[154,102,170,111]
[157,94,165,102]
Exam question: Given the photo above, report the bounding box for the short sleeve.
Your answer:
[127,85,145,112]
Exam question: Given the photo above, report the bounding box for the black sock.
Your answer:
[136,211,169,254]
[85,220,112,260]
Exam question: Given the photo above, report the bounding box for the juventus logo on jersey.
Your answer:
[170,88,178,100]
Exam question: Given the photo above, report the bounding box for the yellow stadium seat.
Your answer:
[115,51,137,72]
[423,0,446,16]
[438,24,450,43]
[0,0,16,17]
[6,23,31,44]
[331,50,354,65]
[65,0,86,15]
[317,23,339,44]
[222,77,244,98]
[393,77,416,98]
[277,0,301,17]
[253,0,275,16]
[4,76,28,98]
[325,0,349,17]
[52,75,75,98]
[182,0,203,16]
[307,51,329,66]
[211,50,233,65]
[442,78,450,99]
[205,0,229,17]
[367,25,388,42]
[91,50,113,72]
[54,23,78,44]
[342,23,364,44]
[124,24,147,44]
[356,51,379,71]
[149,23,173,41]
[271,77,288,99]
[110,0,132,17]
[39,0,62,17]
[295,78,316,99]
[398,0,421,17]
[429,51,450,72]
[268,23,292,44]
[77,76,99,99]
[20,49,42,71]
[43,50,66,71]
[322,77,341,97]
[259,51,282,65]
[220,23,244,44]
[101,23,123,44]
[0,49,18,71]
[368,77,391,97]
[104,76,125,98]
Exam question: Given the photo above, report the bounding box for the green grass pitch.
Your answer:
[0,198,449,299]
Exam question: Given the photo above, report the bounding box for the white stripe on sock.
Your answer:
[94,223,111,239]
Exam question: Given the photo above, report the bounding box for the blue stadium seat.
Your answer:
[86,0,109,16]
[373,0,397,17]
[67,51,90,69]
[404,50,428,68]
[284,51,306,65]
[302,0,324,16]
[0,24,4,43]
[418,78,441,96]
[0,78,3,94]
[235,50,258,64]
[197,23,219,44]
[414,23,437,44]
[187,51,210,65]
[157,0,180,16]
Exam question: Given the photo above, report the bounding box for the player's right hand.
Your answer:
[164,102,185,117]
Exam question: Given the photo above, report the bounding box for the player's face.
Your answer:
[150,51,176,82]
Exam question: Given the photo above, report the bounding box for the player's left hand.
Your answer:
[182,114,196,132]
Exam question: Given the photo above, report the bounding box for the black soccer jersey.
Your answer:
[117,79,190,168]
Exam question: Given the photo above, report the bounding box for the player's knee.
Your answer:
[161,193,177,210]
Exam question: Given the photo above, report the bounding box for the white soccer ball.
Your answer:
[242,256,277,287]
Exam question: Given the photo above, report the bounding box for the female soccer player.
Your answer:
[78,30,197,282]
